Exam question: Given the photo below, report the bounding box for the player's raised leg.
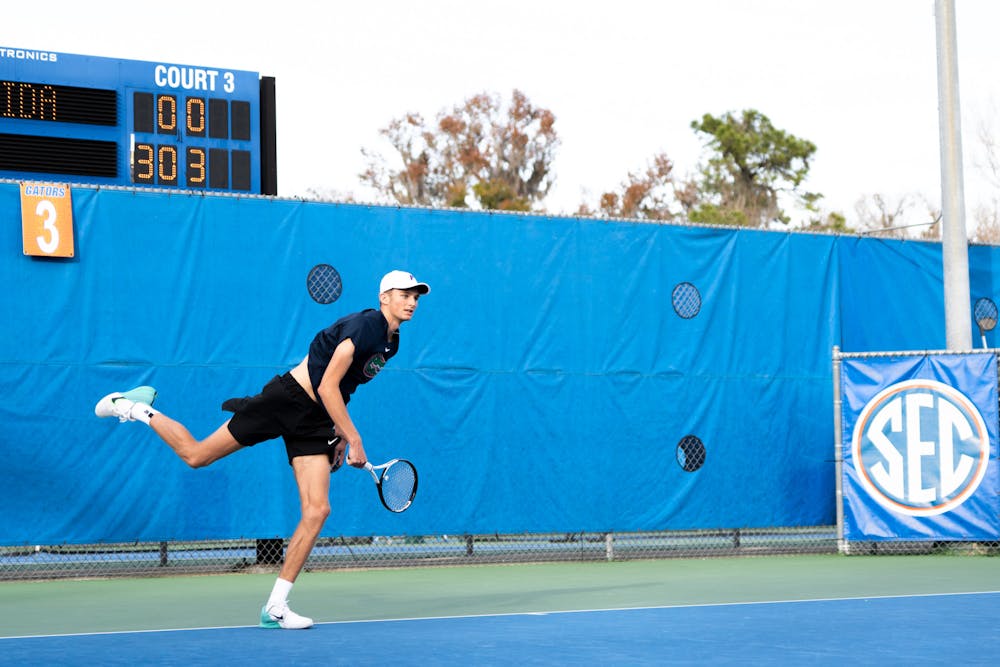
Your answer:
[96,387,243,467]
[148,417,244,468]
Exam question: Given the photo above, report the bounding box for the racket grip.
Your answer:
[345,445,379,480]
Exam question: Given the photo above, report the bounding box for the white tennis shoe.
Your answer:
[94,386,157,422]
[260,602,314,629]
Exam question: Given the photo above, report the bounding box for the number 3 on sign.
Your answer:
[21,183,74,258]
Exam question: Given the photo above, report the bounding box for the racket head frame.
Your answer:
[365,459,418,512]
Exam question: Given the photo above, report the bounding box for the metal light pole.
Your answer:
[936,0,972,350]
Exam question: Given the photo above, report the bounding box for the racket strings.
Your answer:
[379,461,417,511]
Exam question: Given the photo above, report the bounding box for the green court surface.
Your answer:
[2,554,998,638]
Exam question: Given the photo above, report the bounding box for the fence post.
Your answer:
[832,346,846,555]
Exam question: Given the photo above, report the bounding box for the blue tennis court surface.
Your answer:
[4,592,998,666]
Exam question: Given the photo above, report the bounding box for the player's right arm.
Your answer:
[316,338,368,467]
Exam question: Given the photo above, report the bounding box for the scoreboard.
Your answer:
[0,46,276,194]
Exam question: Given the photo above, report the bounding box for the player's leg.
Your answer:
[96,385,244,467]
[261,453,330,630]
[282,453,332,580]
[148,416,243,468]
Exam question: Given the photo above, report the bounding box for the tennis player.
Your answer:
[94,270,430,629]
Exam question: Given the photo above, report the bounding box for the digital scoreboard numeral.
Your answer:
[186,147,206,187]
[186,97,205,137]
[131,91,252,191]
[156,94,177,134]
[157,145,178,185]
[133,143,155,184]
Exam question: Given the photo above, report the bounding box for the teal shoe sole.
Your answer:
[259,606,279,629]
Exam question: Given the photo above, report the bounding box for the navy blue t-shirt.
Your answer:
[306,309,398,407]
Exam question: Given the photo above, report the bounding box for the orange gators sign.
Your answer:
[21,182,74,258]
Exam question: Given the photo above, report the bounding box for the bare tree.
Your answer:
[971,118,1000,244]
[361,91,559,211]
[302,187,358,203]
[580,153,678,220]
[916,197,942,241]
[853,194,911,237]
[360,113,466,207]
[970,205,1000,244]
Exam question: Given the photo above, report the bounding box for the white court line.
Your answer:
[319,589,1000,625]
[3,589,998,641]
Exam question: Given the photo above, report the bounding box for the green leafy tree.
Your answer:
[686,109,818,227]
[361,90,558,211]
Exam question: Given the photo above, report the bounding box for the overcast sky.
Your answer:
[6,1,1000,227]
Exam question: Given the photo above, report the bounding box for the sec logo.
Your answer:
[851,379,990,516]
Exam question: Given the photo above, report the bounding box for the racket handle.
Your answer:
[344,445,380,481]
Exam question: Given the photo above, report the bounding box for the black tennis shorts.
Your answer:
[223,372,339,465]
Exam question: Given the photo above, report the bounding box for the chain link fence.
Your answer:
[2,528,996,581]
[8,345,1000,582]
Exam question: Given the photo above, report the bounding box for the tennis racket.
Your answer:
[363,458,418,513]
[334,442,418,512]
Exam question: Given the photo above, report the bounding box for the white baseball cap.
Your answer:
[379,270,431,295]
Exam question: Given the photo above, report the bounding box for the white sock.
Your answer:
[129,402,159,425]
[267,578,294,610]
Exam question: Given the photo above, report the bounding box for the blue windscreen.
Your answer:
[0,183,987,544]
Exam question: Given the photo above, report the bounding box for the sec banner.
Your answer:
[840,353,1000,541]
